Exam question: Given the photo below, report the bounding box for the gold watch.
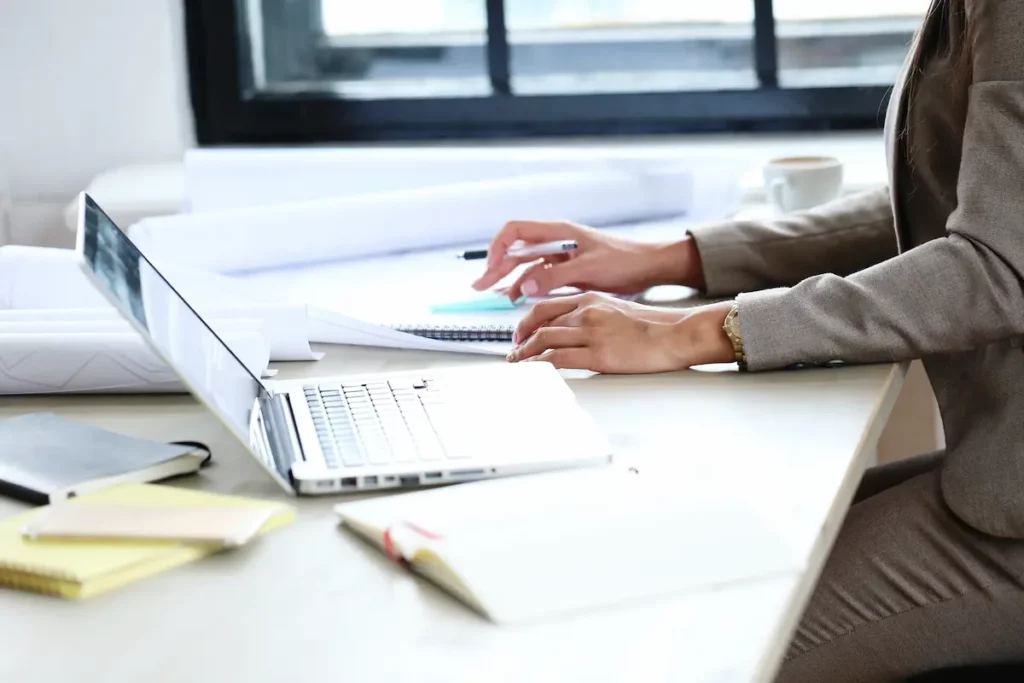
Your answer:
[722,304,747,370]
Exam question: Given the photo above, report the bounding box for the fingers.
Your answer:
[523,348,593,370]
[487,221,580,270]
[471,254,536,292]
[505,257,585,300]
[507,326,586,362]
[472,220,580,291]
[513,296,585,344]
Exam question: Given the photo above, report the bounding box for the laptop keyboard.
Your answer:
[302,378,469,469]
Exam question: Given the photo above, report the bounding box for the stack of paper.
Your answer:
[0,313,271,394]
[0,247,322,394]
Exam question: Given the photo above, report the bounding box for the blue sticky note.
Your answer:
[430,292,524,313]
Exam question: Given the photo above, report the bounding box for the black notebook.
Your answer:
[0,413,211,505]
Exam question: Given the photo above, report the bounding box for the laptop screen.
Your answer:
[78,194,263,442]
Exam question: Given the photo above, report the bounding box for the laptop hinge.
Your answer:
[259,393,304,479]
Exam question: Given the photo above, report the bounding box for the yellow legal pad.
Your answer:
[0,483,295,599]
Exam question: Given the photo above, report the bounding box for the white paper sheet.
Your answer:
[0,247,322,362]
[0,324,271,395]
[0,246,113,310]
[184,145,726,213]
[129,167,695,274]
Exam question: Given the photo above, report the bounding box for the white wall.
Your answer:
[0,0,193,247]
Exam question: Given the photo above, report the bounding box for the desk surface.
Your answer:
[0,346,904,683]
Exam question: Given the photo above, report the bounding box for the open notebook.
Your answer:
[336,467,804,623]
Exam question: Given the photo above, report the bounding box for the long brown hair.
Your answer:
[901,0,971,157]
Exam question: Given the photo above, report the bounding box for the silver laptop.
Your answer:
[75,193,612,495]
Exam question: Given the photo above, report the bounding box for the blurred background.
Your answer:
[0,0,927,244]
[312,0,921,96]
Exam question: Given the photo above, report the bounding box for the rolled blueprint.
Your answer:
[129,167,695,273]
[183,145,697,212]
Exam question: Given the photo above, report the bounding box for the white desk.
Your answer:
[0,345,904,683]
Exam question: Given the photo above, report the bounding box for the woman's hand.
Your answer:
[506,293,737,374]
[471,220,705,299]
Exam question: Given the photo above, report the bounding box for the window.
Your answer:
[185,0,927,144]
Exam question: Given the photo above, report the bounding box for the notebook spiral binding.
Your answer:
[391,324,515,343]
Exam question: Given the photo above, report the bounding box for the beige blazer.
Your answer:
[690,0,1024,539]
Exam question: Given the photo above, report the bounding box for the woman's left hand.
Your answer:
[506,293,738,374]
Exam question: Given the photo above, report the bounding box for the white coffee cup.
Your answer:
[764,156,843,213]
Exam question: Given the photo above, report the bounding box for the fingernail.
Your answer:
[506,349,518,362]
[522,279,539,297]
[471,279,484,290]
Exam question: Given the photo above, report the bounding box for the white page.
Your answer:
[0,305,319,363]
[0,246,113,310]
[129,167,695,274]
[0,306,319,362]
[338,465,805,623]
[184,145,735,213]
[0,248,321,362]
[203,304,321,362]
[232,245,517,323]
[0,326,270,395]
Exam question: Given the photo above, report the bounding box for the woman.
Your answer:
[472,0,1024,679]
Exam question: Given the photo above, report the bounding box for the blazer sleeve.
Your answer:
[687,186,897,297]
[736,1,1024,372]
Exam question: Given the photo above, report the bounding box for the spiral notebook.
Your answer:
[388,324,515,343]
[385,292,518,342]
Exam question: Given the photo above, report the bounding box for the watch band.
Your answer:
[722,304,747,370]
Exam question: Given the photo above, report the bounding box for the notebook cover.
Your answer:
[0,413,203,504]
[0,483,296,599]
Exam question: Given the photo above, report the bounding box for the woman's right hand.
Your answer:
[471,220,706,300]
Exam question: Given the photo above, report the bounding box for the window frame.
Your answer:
[185,0,898,145]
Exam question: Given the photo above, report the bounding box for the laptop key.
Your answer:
[339,443,366,467]
[388,379,415,392]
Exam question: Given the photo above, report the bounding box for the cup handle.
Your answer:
[769,178,788,213]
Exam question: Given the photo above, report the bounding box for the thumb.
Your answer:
[510,258,587,299]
